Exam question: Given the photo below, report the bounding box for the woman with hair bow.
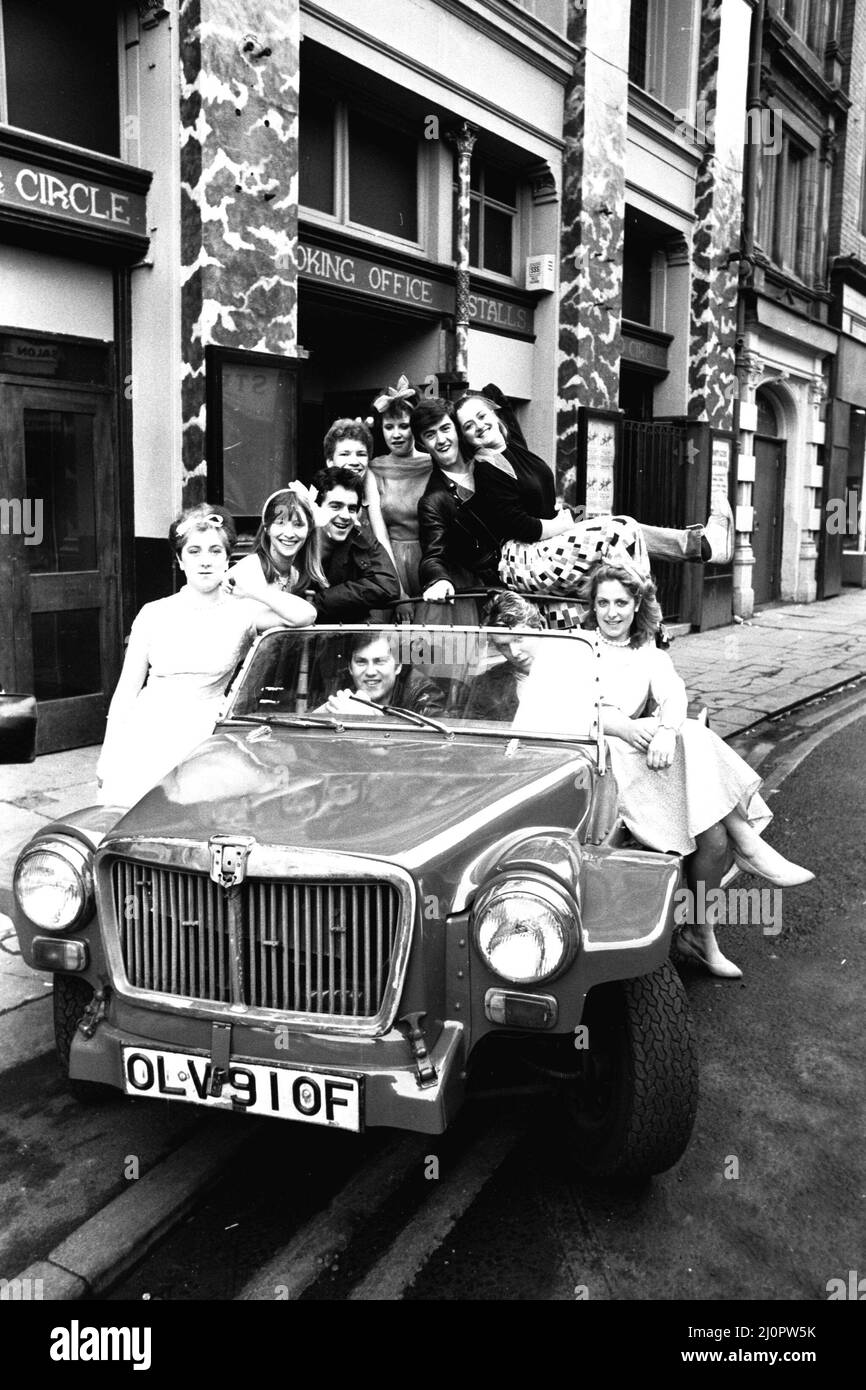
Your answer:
[367,374,432,596]
[224,482,328,616]
[97,504,316,807]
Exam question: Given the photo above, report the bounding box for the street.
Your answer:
[2,681,862,1304]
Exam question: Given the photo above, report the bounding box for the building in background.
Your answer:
[0,0,862,752]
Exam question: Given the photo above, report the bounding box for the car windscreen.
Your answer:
[225,626,600,741]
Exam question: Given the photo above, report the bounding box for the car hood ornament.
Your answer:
[209,834,256,888]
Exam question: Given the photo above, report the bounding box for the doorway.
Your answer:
[752,435,785,606]
[0,379,121,752]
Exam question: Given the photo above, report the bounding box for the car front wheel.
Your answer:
[564,960,699,1181]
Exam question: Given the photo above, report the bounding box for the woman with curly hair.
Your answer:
[581,561,813,979]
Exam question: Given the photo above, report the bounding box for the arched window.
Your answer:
[756,390,781,438]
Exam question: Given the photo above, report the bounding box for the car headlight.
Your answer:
[13,837,94,932]
[473,876,578,985]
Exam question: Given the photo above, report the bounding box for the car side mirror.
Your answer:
[0,692,38,763]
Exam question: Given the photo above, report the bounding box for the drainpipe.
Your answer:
[448,121,477,386]
[735,0,764,392]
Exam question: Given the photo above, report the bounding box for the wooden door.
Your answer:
[0,383,121,753]
[753,436,785,606]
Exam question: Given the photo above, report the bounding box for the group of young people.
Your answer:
[96,377,813,980]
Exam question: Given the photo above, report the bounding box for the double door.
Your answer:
[0,380,121,753]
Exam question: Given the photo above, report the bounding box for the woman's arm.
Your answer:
[363,471,404,590]
[227,556,316,627]
[96,616,152,783]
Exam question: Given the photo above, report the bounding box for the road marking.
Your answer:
[237,1134,429,1300]
[759,702,866,795]
[347,1117,526,1301]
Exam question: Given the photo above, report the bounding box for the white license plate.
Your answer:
[121,1046,362,1131]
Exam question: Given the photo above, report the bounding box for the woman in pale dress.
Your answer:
[367,375,432,596]
[581,561,813,979]
[97,505,315,808]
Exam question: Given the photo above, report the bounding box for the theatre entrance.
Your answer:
[297,290,445,480]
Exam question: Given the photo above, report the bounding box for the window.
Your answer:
[782,0,830,52]
[453,159,518,279]
[757,133,818,282]
[628,0,699,118]
[299,88,419,243]
[0,0,120,156]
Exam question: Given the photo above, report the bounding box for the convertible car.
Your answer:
[10,618,698,1180]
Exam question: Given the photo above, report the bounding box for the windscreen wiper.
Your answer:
[347,694,452,737]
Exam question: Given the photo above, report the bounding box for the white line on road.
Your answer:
[237,1134,430,1300]
[347,1117,526,1302]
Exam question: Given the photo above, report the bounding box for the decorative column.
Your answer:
[447,121,477,387]
[557,1,628,503]
[688,0,743,427]
[179,0,300,506]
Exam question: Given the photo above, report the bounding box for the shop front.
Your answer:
[0,130,150,753]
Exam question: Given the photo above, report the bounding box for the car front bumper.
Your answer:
[69,1015,467,1135]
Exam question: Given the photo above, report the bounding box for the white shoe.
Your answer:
[676,930,743,980]
[702,493,734,565]
[734,842,814,888]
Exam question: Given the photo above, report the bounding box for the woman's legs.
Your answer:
[678,822,742,979]
[722,808,814,886]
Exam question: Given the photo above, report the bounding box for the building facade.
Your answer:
[0,0,861,753]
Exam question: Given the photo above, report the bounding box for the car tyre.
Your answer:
[53,975,119,1105]
[564,960,699,1182]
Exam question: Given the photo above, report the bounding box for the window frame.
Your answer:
[453,156,523,285]
[760,129,817,282]
[628,0,700,119]
[299,89,425,255]
[0,0,123,157]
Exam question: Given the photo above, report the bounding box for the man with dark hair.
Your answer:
[309,467,400,621]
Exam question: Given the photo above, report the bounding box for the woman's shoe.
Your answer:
[734,841,814,888]
[675,931,743,980]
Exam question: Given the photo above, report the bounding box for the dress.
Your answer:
[595,638,772,855]
[368,453,433,595]
[97,593,257,807]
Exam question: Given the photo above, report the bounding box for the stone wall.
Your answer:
[178,0,300,504]
[688,0,740,429]
[556,1,628,501]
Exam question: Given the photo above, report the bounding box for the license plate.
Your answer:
[121,1046,362,1131]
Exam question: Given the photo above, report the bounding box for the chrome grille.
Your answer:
[111,861,401,1017]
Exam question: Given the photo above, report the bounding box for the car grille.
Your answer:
[111,860,401,1018]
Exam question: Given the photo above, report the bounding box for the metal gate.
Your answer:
[618,420,688,621]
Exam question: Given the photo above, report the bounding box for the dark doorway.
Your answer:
[0,377,122,752]
[753,435,785,605]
